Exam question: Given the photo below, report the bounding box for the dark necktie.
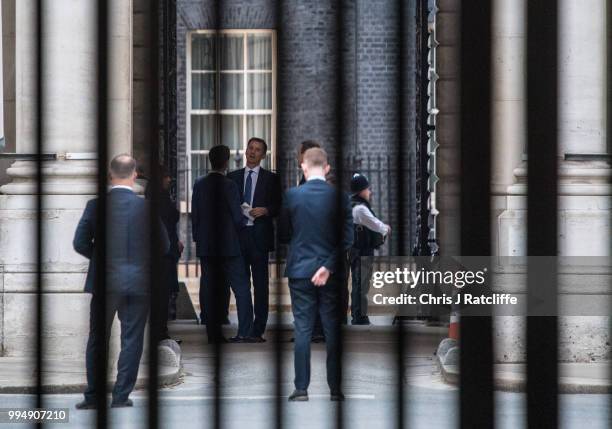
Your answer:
[244,170,253,205]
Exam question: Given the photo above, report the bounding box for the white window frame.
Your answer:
[186,29,277,197]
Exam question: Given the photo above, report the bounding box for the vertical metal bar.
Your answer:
[95,0,109,425]
[334,1,345,427]
[607,0,612,424]
[274,0,283,427]
[395,0,408,426]
[388,0,409,422]
[212,3,221,429]
[459,1,494,428]
[35,0,43,420]
[148,0,162,427]
[526,1,559,427]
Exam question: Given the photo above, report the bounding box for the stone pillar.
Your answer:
[0,0,132,358]
[496,0,611,362]
[491,0,525,197]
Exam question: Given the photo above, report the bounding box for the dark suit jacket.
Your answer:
[73,188,170,295]
[228,167,281,252]
[145,185,181,260]
[191,172,247,257]
[280,178,354,279]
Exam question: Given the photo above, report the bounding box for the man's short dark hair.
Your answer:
[209,145,230,170]
[110,154,136,179]
[247,137,267,154]
[299,140,321,154]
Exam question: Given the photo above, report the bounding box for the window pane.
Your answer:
[229,155,245,171]
[192,34,216,70]
[247,73,272,109]
[246,115,271,145]
[248,34,272,70]
[221,34,243,70]
[221,115,243,151]
[220,74,243,109]
[192,73,216,110]
[191,154,209,187]
[191,115,216,150]
[260,153,272,170]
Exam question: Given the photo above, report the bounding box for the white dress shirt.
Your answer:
[243,165,261,226]
[306,175,326,182]
[110,185,134,192]
[352,204,390,236]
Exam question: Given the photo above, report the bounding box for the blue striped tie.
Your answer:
[244,170,253,205]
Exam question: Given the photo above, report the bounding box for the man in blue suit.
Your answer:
[280,147,353,401]
[73,154,170,409]
[228,137,281,341]
[192,144,255,343]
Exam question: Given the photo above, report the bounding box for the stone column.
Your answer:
[491,0,525,199]
[496,0,611,362]
[0,0,132,358]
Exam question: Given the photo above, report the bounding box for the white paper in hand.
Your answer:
[241,202,255,221]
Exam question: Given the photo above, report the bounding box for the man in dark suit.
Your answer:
[145,167,184,340]
[280,147,353,402]
[295,140,327,342]
[192,144,255,343]
[228,137,281,341]
[73,154,169,409]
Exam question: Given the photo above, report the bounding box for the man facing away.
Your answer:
[228,137,281,342]
[280,147,354,401]
[73,154,169,409]
[191,144,255,343]
[296,140,326,342]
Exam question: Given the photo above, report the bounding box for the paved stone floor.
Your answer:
[0,321,609,428]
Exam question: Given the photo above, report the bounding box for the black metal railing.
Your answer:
[17,0,599,427]
[175,154,408,278]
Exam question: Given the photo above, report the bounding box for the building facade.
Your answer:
[0,0,418,358]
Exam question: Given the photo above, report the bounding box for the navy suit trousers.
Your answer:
[200,256,253,341]
[242,227,270,337]
[84,293,149,404]
[289,278,341,391]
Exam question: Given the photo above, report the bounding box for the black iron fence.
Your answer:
[176,154,408,277]
[9,0,608,427]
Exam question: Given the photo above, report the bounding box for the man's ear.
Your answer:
[301,162,308,173]
[324,164,331,175]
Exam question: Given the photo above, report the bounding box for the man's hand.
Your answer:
[311,266,331,287]
[249,207,269,218]
[178,240,185,256]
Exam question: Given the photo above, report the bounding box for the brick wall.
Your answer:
[173,0,418,255]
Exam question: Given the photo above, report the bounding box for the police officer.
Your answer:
[349,173,390,325]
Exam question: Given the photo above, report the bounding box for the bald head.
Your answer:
[109,154,137,186]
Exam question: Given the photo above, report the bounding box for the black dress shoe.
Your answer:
[330,391,345,401]
[110,399,133,408]
[208,336,228,344]
[288,389,308,401]
[229,335,256,343]
[75,400,97,410]
[351,316,371,326]
[252,336,266,343]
